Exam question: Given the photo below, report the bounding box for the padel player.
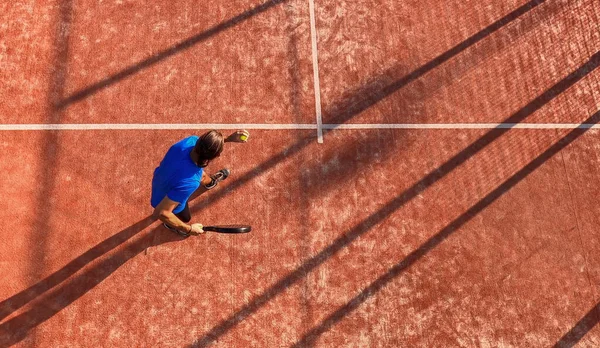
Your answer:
[151,129,249,237]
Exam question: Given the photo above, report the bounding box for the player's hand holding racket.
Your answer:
[189,223,205,236]
[187,224,252,235]
[225,130,250,143]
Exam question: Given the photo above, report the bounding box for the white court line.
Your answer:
[307,0,323,143]
[0,123,599,130]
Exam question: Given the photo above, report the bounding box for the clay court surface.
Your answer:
[2,0,600,347]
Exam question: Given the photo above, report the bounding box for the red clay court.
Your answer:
[2,0,600,346]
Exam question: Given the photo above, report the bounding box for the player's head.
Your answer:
[194,130,224,167]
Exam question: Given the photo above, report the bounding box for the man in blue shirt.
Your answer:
[151,129,249,236]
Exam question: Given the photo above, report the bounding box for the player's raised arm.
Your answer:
[225,130,250,143]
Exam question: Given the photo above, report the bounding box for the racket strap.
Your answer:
[163,223,190,237]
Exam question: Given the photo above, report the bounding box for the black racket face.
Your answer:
[204,224,252,233]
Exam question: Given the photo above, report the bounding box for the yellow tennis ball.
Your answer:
[240,134,248,141]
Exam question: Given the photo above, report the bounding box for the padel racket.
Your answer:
[203,224,252,234]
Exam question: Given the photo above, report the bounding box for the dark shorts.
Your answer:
[175,202,191,223]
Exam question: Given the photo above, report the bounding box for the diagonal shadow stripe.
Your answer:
[293,110,600,347]
[554,301,600,347]
[189,51,600,348]
[56,0,288,109]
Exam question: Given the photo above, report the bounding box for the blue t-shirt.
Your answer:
[151,136,203,214]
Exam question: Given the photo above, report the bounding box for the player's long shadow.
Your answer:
[189,52,600,348]
[0,0,553,342]
[0,218,188,347]
[0,217,154,322]
[554,301,600,347]
[292,113,600,346]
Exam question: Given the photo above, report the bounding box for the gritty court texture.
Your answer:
[2,0,600,347]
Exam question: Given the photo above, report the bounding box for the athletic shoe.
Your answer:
[204,168,230,190]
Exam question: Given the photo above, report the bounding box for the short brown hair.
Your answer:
[195,130,224,167]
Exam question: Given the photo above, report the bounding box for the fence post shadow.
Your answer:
[56,0,548,110]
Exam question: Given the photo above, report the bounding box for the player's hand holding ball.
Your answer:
[189,223,205,236]
[226,130,250,143]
